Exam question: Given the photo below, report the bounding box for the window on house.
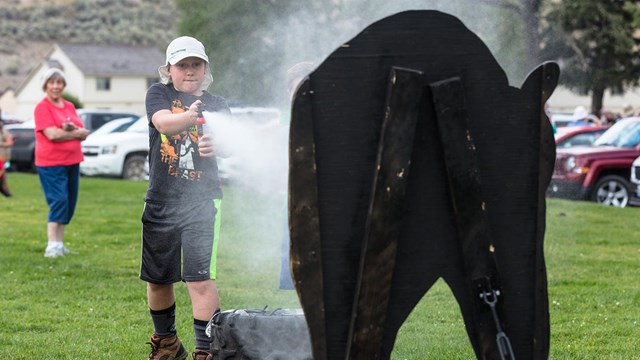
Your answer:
[96,77,111,91]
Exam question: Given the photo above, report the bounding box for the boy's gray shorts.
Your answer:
[140,198,218,284]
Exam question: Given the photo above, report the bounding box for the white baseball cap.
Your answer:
[166,36,209,65]
[158,36,213,90]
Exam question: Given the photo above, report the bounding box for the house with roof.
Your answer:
[13,43,164,120]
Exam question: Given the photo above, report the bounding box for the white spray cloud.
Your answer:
[210,1,524,295]
[203,109,288,197]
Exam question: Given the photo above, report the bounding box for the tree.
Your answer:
[175,0,295,106]
[547,1,640,115]
[477,0,544,78]
[62,92,83,109]
[174,0,363,107]
[174,0,539,107]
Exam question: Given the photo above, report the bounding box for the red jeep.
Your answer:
[548,117,640,208]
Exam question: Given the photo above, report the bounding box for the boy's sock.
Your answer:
[193,318,210,350]
[150,303,177,338]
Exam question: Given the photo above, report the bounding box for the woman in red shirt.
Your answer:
[33,68,89,258]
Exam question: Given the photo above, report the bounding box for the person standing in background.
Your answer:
[599,107,619,126]
[33,68,89,257]
[0,114,14,197]
[142,36,230,360]
[622,103,636,118]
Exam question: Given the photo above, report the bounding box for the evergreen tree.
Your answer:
[547,1,640,115]
[175,0,293,106]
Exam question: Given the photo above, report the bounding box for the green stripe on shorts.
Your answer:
[210,198,222,279]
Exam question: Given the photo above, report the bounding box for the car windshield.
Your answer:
[89,117,136,136]
[594,119,640,148]
[127,116,148,133]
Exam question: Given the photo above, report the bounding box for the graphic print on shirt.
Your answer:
[159,99,203,181]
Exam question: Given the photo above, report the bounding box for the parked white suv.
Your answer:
[80,116,148,180]
[77,109,140,132]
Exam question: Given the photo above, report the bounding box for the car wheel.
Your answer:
[14,161,35,173]
[591,175,630,208]
[122,154,147,180]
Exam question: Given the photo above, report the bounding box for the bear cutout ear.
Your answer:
[521,61,560,105]
[520,61,560,190]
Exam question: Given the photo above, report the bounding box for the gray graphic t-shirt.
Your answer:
[145,83,230,203]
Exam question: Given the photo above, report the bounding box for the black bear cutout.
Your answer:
[289,10,558,360]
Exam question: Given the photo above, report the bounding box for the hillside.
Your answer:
[0,0,178,93]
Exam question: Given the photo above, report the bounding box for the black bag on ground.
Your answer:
[208,308,312,360]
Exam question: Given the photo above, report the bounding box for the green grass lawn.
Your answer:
[0,172,638,359]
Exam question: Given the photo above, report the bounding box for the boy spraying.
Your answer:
[141,36,230,360]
